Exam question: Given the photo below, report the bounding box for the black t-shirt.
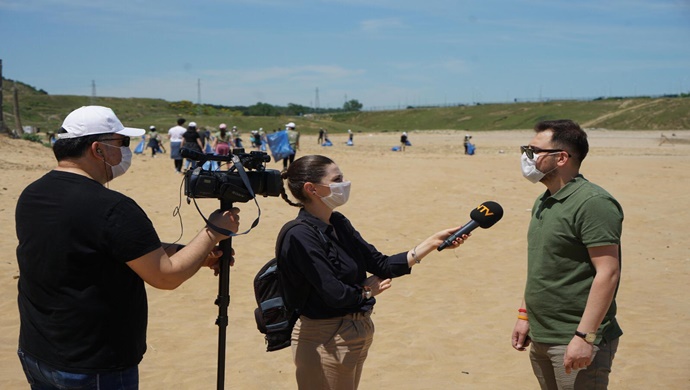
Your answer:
[16,170,161,372]
[181,130,202,152]
[279,210,411,319]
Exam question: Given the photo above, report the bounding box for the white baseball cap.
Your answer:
[189,122,197,128]
[58,106,145,139]
[286,122,296,128]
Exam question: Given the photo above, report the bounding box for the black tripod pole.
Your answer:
[215,199,234,390]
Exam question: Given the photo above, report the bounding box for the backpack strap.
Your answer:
[274,217,330,316]
[274,218,329,259]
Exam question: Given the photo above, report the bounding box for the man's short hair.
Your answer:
[177,118,186,126]
[534,119,589,164]
[52,128,106,161]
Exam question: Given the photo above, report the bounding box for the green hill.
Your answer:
[2,77,689,136]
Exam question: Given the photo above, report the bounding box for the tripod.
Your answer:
[215,198,234,390]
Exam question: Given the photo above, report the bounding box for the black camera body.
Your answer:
[183,149,282,203]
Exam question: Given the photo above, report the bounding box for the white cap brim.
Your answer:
[117,127,146,137]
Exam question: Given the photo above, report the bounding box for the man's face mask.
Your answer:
[520,146,562,183]
[100,140,132,180]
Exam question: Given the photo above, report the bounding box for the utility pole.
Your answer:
[13,81,23,135]
[197,78,202,116]
[315,87,320,111]
[0,58,6,134]
[91,80,97,105]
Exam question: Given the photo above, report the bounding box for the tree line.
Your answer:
[169,99,364,117]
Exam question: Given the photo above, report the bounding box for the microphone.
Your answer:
[437,201,504,251]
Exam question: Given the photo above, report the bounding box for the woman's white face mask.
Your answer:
[318,181,351,209]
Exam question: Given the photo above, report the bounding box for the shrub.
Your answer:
[21,133,43,143]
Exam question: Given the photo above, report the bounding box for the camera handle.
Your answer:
[215,198,234,390]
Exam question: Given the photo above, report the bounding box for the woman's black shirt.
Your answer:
[279,209,411,319]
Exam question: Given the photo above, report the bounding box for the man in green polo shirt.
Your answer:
[511,119,624,390]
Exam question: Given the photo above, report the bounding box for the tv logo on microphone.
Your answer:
[476,204,496,216]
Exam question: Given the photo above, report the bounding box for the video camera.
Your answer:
[182,148,282,203]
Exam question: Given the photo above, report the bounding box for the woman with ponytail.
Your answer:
[277,155,468,390]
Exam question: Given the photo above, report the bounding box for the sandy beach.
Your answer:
[1,128,689,389]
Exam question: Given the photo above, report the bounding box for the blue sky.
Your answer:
[1,0,689,110]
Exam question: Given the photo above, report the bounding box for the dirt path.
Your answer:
[581,99,664,128]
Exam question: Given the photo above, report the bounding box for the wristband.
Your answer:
[206,222,235,238]
[518,308,527,313]
[517,315,529,321]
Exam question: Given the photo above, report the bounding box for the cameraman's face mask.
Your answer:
[100,143,132,180]
[317,181,351,209]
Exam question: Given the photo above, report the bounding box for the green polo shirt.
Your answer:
[525,175,623,345]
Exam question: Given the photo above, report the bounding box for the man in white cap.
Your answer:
[400,131,409,151]
[283,122,300,171]
[15,106,241,388]
[147,125,165,157]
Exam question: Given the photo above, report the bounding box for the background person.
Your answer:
[147,125,162,157]
[168,117,186,173]
[200,126,212,153]
[15,105,240,389]
[317,128,325,145]
[511,119,624,390]
[283,122,300,171]
[233,127,243,149]
[400,131,408,151]
[215,123,231,156]
[181,121,204,170]
[254,128,265,151]
[277,154,467,389]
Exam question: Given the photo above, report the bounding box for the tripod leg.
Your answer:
[215,200,234,390]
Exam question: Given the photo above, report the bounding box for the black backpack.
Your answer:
[253,219,328,352]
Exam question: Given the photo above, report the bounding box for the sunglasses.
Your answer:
[100,136,131,147]
[520,145,568,159]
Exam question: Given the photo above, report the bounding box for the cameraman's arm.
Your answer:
[127,208,240,290]
[162,243,184,257]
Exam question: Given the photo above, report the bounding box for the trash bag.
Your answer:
[467,143,476,155]
[266,130,294,161]
[134,139,145,154]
